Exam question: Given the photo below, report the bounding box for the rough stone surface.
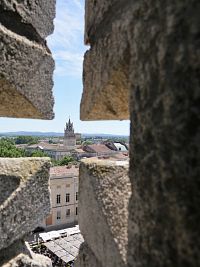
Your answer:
[84,0,115,44]
[0,24,54,119]
[0,0,55,120]
[79,158,131,267]
[82,0,200,267]
[0,239,31,266]
[0,0,56,38]
[0,158,51,251]
[81,0,130,120]
[2,251,52,267]
[128,1,200,267]
[75,242,102,267]
[0,0,55,265]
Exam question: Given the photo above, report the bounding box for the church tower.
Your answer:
[63,118,76,149]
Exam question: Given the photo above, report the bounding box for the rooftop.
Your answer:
[114,142,128,151]
[27,142,72,151]
[50,165,79,178]
[83,144,113,153]
[93,152,129,161]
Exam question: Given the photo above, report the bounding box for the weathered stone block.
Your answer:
[81,0,131,120]
[127,1,200,266]
[0,0,56,38]
[0,158,51,251]
[82,0,200,266]
[2,253,52,267]
[79,158,131,267]
[0,24,54,119]
[75,242,102,267]
[84,0,115,44]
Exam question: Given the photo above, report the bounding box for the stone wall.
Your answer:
[76,159,131,267]
[0,0,55,119]
[0,1,199,267]
[78,0,200,267]
[0,1,56,266]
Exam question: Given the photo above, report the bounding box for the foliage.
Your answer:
[0,139,47,158]
[14,135,39,145]
[0,139,25,157]
[27,150,48,157]
[59,156,74,166]
[82,140,93,145]
[107,137,129,144]
[51,156,76,166]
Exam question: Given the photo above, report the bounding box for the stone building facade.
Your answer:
[0,1,199,267]
[26,142,72,160]
[45,166,79,230]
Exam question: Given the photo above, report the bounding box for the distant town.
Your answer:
[0,118,129,265]
[0,118,129,164]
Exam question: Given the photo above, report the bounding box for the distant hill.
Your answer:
[0,131,129,139]
[0,131,64,137]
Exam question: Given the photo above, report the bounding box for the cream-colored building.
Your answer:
[44,165,79,230]
[25,142,72,160]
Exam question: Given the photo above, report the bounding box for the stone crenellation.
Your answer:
[0,0,55,119]
[0,1,199,267]
[0,0,56,266]
[77,0,200,267]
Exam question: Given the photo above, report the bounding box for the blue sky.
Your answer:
[0,0,129,135]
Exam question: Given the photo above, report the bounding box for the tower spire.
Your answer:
[64,116,76,148]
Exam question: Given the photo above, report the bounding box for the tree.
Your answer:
[51,156,76,166]
[0,139,47,158]
[0,139,25,157]
[29,150,48,157]
[14,136,39,145]
[82,140,93,145]
[59,156,74,166]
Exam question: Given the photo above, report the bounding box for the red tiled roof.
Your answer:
[84,144,113,153]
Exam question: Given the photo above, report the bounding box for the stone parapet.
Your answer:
[75,242,102,267]
[0,158,51,252]
[0,0,55,38]
[2,242,52,267]
[0,1,55,266]
[75,158,131,267]
[127,1,200,266]
[81,0,130,120]
[82,1,200,266]
[0,0,55,119]
[84,0,115,44]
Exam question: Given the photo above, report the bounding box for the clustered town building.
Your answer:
[23,118,128,161]
[26,118,129,230]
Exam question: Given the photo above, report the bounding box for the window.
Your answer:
[76,192,78,201]
[76,207,78,215]
[66,193,70,203]
[57,210,61,220]
[66,209,70,217]
[56,194,61,204]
